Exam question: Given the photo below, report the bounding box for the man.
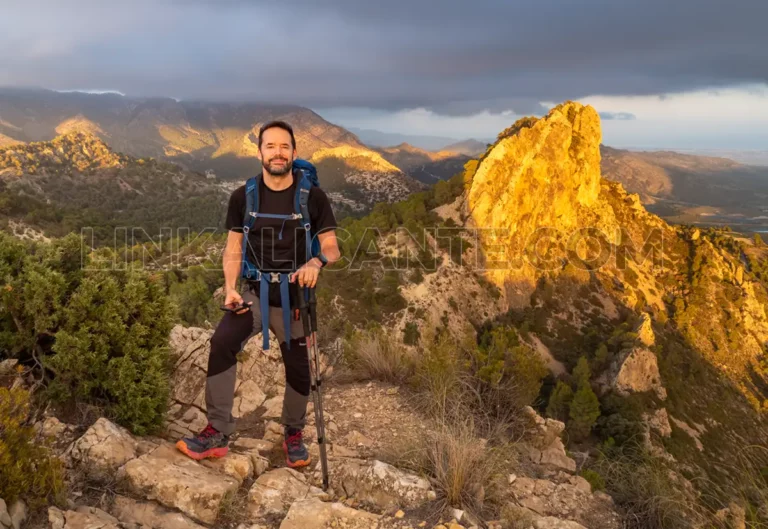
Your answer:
[176,120,340,468]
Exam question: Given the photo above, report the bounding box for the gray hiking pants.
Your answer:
[205,287,310,435]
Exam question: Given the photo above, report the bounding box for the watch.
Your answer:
[317,253,329,268]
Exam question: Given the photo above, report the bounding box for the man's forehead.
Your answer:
[262,128,292,143]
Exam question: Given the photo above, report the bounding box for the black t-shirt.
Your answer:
[225,170,337,275]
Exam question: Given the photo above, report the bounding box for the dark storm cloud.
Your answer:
[1,0,766,115]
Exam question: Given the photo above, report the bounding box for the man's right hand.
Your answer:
[224,289,251,315]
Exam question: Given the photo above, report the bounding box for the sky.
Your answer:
[1,0,767,149]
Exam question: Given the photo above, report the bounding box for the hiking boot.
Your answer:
[176,423,229,460]
[283,426,311,468]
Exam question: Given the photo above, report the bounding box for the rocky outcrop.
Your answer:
[247,468,327,520]
[67,418,138,478]
[118,444,240,525]
[643,408,672,438]
[520,407,576,473]
[602,346,667,400]
[465,103,608,292]
[48,506,120,529]
[110,495,207,529]
[332,459,437,510]
[508,473,620,529]
[279,497,381,529]
[0,498,25,529]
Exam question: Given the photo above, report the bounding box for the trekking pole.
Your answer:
[299,286,330,490]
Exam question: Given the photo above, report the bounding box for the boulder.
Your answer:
[333,459,436,510]
[602,346,667,400]
[8,500,25,529]
[110,495,207,529]
[0,499,10,529]
[509,475,620,529]
[118,443,240,524]
[279,497,381,529]
[201,452,253,484]
[521,407,576,473]
[247,468,327,519]
[68,418,138,478]
[47,506,120,529]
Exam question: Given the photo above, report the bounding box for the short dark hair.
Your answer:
[258,120,296,149]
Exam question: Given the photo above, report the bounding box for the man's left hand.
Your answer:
[290,259,321,288]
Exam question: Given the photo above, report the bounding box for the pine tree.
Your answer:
[546,380,574,422]
[569,384,601,441]
[572,356,591,389]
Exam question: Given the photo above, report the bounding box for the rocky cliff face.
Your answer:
[413,101,768,517]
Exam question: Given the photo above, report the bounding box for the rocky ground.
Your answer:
[4,324,623,529]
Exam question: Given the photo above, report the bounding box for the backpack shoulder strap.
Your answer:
[240,177,260,280]
[244,176,259,230]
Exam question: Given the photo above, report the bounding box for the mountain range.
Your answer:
[2,87,768,234]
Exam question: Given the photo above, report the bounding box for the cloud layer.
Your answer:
[2,0,766,116]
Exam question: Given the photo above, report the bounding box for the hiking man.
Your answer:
[176,120,340,468]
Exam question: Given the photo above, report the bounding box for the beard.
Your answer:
[264,156,293,176]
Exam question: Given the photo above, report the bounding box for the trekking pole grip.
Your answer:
[298,287,310,337]
[309,287,318,332]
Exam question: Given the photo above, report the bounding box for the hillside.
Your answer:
[4,102,768,529]
[601,146,768,232]
[309,145,425,214]
[375,143,470,184]
[316,102,768,526]
[0,87,366,179]
[0,131,228,244]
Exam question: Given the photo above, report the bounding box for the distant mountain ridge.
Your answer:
[0,87,365,179]
[600,145,768,231]
[374,142,471,184]
[0,131,227,243]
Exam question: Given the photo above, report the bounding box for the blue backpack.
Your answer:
[239,158,321,350]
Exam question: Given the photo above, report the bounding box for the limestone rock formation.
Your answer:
[110,495,207,529]
[48,506,120,529]
[520,407,577,473]
[465,103,608,292]
[247,468,327,520]
[67,418,138,479]
[603,346,667,400]
[118,444,240,524]
[508,473,619,529]
[332,459,437,510]
[279,497,381,529]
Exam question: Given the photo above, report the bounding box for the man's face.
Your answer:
[258,127,296,176]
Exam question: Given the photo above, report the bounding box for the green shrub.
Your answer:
[473,326,548,412]
[579,469,605,491]
[1,233,175,435]
[0,388,65,507]
[403,321,420,346]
